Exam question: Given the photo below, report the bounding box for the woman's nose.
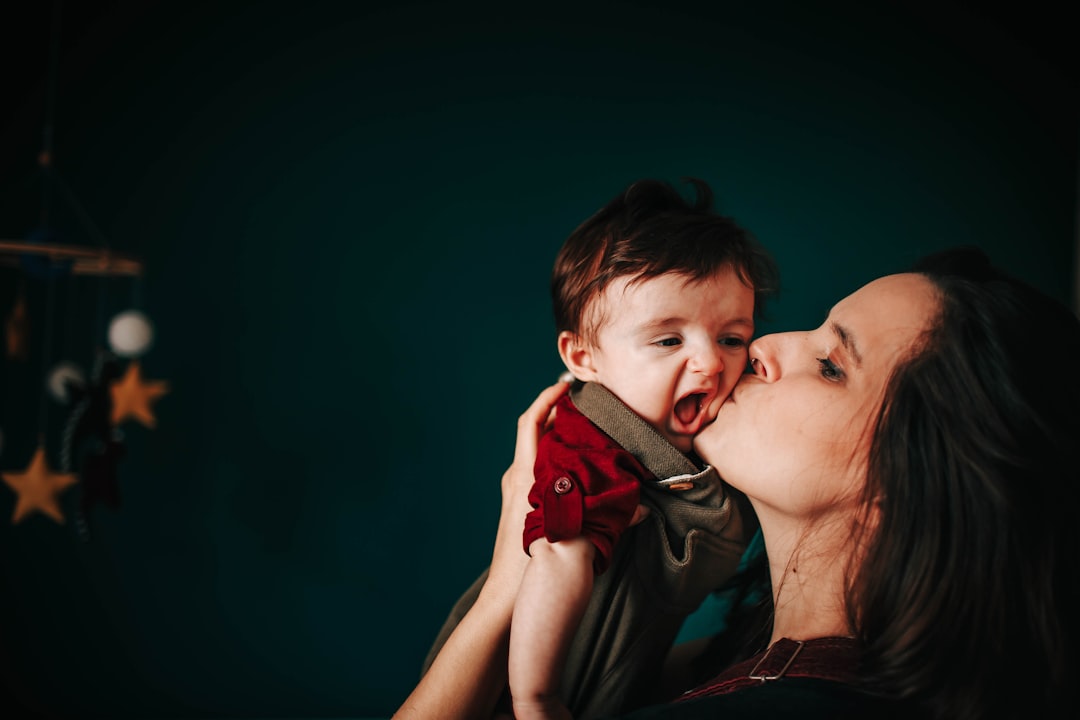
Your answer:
[748,333,790,382]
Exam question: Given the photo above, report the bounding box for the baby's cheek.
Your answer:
[719,362,745,399]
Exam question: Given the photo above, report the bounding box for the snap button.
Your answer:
[553,476,573,494]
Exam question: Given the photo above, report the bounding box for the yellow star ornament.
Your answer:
[110,360,170,428]
[2,445,78,524]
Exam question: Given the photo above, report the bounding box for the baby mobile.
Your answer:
[0,1,168,539]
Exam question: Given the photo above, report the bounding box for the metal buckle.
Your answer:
[748,640,805,682]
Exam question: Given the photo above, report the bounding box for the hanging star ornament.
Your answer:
[110,360,169,428]
[2,445,78,524]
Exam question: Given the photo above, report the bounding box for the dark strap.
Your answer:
[677,637,860,701]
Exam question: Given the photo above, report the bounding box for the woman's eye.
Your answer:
[719,337,747,348]
[817,357,845,381]
[655,337,681,347]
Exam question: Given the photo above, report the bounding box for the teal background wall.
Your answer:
[1,1,1075,717]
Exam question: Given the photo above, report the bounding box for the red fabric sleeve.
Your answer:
[523,393,653,574]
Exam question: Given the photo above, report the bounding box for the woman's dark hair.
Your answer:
[851,246,1079,718]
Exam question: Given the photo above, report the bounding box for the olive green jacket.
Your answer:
[422,382,753,719]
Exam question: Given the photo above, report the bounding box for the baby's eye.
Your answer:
[719,337,747,348]
[817,357,845,381]
[655,337,682,347]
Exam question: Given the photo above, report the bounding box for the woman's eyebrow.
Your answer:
[830,321,863,367]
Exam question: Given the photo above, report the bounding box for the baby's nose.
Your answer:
[689,344,724,375]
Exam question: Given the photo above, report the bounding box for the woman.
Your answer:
[394,247,1078,719]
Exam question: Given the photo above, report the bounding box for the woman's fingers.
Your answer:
[513,380,571,465]
[490,381,571,598]
[499,380,573,545]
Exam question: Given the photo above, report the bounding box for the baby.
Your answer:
[509,178,778,719]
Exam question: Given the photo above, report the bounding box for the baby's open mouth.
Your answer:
[675,393,706,425]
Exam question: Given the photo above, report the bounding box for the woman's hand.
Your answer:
[392,379,572,720]
[507,380,571,518]
[487,380,572,599]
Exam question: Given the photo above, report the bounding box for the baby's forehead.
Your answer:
[582,269,755,336]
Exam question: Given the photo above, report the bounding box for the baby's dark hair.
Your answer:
[551,178,779,342]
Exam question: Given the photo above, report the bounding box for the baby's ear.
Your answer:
[557,331,598,382]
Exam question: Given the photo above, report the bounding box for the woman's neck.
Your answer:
[758,513,856,645]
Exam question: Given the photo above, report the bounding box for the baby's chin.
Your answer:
[701,393,728,422]
[691,414,726,454]
[663,410,721,454]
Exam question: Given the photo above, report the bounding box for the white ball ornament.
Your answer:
[108,310,155,358]
[47,361,86,404]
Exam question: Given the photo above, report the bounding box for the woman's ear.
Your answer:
[558,330,599,382]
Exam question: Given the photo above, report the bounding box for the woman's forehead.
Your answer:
[828,273,939,365]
